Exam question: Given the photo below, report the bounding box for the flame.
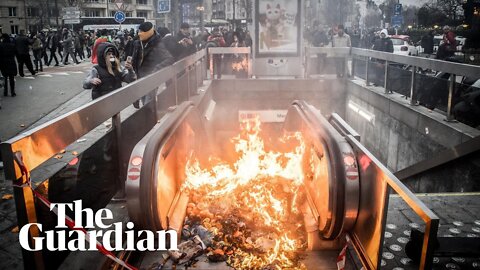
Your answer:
[182,117,308,269]
[231,57,249,71]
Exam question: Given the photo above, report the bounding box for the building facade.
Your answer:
[0,0,255,35]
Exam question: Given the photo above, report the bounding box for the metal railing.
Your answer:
[305,47,480,122]
[346,134,439,270]
[329,113,439,270]
[0,49,207,269]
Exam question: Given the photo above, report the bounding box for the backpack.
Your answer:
[32,38,42,50]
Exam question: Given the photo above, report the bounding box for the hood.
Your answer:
[96,42,119,68]
[380,29,389,38]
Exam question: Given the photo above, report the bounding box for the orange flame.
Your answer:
[231,57,249,71]
[182,116,307,269]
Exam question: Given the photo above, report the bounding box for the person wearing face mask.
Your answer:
[83,43,136,100]
[132,22,174,78]
[131,22,174,108]
[332,25,351,78]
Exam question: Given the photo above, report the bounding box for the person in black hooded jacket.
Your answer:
[132,22,174,78]
[83,42,136,100]
[0,34,18,96]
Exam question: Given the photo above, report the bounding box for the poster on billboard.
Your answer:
[255,0,300,57]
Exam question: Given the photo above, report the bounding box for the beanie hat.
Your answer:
[157,27,170,38]
[180,22,190,29]
[139,22,153,32]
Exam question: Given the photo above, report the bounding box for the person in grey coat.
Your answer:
[61,28,79,65]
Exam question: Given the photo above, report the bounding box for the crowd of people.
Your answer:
[0,22,253,103]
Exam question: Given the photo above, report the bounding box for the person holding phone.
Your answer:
[83,43,136,100]
[174,23,197,60]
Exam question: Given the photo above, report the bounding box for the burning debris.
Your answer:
[172,117,309,269]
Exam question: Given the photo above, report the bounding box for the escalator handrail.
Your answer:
[139,102,196,230]
[290,100,348,239]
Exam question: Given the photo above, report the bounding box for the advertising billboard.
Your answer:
[255,0,301,57]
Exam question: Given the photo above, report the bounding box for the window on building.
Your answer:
[137,0,148,4]
[110,10,116,17]
[84,0,101,3]
[11,25,19,34]
[9,7,17,17]
[85,9,101,17]
[125,12,132,17]
[137,11,147,18]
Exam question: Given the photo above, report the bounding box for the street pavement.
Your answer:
[0,60,93,142]
[0,58,94,270]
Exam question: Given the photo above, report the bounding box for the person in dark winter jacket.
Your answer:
[15,30,36,77]
[83,43,136,100]
[131,22,174,108]
[372,29,393,86]
[157,27,179,60]
[0,34,18,96]
[421,30,434,56]
[46,30,60,66]
[174,23,197,60]
[124,35,134,60]
[132,22,174,78]
[373,29,393,53]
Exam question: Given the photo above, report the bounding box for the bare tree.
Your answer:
[436,0,464,23]
[364,8,383,29]
[321,0,356,26]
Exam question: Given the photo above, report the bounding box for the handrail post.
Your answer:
[305,47,309,78]
[186,65,191,100]
[446,73,456,121]
[365,57,370,86]
[209,49,214,80]
[410,66,418,105]
[420,219,439,270]
[173,68,178,105]
[384,60,389,93]
[351,56,355,78]
[112,112,125,199]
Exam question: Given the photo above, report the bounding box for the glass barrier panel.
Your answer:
[387,64,412,97]
[451,79,480,127]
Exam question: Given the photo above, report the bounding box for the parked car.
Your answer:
[390,35,418,56]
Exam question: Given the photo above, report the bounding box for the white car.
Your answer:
[390,35,418,56]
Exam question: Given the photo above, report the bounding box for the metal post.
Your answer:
[384,60,389,93]
[365,57,370,85]
[305,49,309,78]
[186,66,191,100]
[351,57,356,78]
[111,113,125,199]
[420,219,439,270]
[410,66,418,105]
[209,49,214,79]
[1,147,45,270]
[446,73,456,121]
[173,68,178,105]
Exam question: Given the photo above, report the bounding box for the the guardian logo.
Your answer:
[19,200,177,251]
